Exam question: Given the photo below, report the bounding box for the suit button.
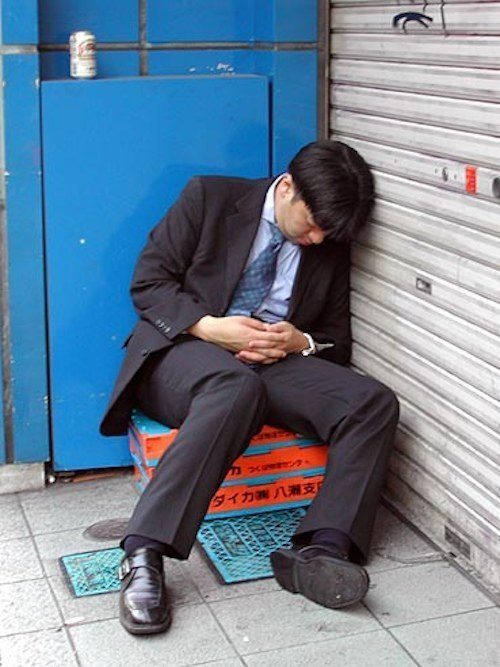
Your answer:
[140,349,149,356]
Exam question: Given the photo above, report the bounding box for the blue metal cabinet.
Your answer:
[41,75,269,470]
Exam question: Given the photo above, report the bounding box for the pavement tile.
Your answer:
[0,579,62,637]
[244,629,416,666]
[0,494,30,541]
[182,546,280,602]
[368,505,442,573]
[209,589,379,655]
[20,476,136,535]
[392,607,500,667]
[0,628,78,666]
[0,537,44,584]
[364,561,494,628]
[69,605,237,666]
[48,574,121,626]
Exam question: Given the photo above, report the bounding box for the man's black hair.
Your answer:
[288,140,375,242]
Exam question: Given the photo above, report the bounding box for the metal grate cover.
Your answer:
[196,507,307,584]
[59,547,123,597]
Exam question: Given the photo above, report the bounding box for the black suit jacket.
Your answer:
[100,176,352,436]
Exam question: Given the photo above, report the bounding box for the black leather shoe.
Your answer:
[118,548,172,635]
[270,544,369,609]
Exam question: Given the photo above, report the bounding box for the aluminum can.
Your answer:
[69,31,96,79]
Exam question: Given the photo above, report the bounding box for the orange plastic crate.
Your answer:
[133,458,323,518]
[130,411,327,518]
[130,411,324,470]
[226,444,327,481]
[207,474,324,517]
[130,423,177,465]
[130,438,155,480]
[131,428,327,482]
[249,424,304,445]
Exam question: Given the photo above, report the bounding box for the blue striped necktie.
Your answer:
[226,222,285,316]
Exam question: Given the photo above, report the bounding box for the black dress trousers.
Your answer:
[126,337,399,563]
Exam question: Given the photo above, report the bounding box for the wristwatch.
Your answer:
[301,333,335,356]
[301,333,316,356]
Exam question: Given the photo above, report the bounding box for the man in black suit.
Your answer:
[100,140,399,635]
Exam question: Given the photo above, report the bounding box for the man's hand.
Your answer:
[187,315,288,361]
[235,320,309,365]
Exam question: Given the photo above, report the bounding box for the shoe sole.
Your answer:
[270,549,369,609]
[119,609,172,636]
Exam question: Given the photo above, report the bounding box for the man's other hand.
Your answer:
[236,321,308,365]
[187,315,287,361]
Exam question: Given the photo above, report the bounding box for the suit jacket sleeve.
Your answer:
[310,244,352,366]
[130,177,211,340]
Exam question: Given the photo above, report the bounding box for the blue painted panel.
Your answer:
[147,0,317,43]
[39,0,139,44]
[40,50,139,80]
[269,51,318,172]
[3,56,49,462]
[274,0,317,41]
[255,0,317,42]
[147,0,256,43]
[1,0,38,44]
[149,50,258,77]
[41,75,269,470]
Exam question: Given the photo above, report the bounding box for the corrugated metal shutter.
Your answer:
[329,1,500,593]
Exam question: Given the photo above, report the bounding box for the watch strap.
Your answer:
[301,332,316,356]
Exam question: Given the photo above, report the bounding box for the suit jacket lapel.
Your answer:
[287,246,325,321]
[222,179,273,310]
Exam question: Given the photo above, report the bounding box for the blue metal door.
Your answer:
[42,75,269,470]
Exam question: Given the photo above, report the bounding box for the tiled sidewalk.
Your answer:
[0,474,498,666]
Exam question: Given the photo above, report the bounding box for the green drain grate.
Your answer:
[196,507,307,584]
[59,547,123,597]
[60,507,307,596]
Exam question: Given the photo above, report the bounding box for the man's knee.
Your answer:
[212,367,268,413]
[217,369,268,446]
[236,369,268,408]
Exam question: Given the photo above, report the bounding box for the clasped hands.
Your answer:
[187,315,308,365]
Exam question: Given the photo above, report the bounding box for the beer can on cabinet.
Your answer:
[69,31,96,79]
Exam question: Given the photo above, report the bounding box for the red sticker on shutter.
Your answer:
[465,166,477,194]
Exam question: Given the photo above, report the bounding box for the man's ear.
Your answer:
[278,173,294,198]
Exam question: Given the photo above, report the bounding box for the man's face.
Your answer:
[274,174,327,246]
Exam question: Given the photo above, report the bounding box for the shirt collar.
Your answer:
[262,174,286,226]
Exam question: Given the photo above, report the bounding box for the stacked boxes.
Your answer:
[130,410,327,519]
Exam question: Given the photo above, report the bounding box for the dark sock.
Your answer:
[310,528,351,555]
[123,534,168,557]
